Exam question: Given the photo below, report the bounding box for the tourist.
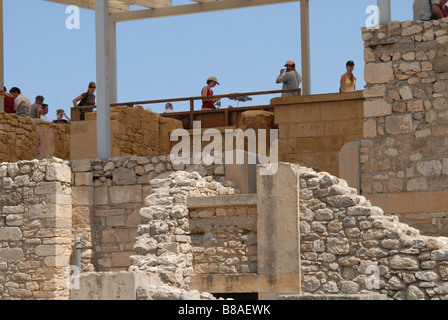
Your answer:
[413,0,444,20]
[340,60,357,93]
[54,109,70,124]
[30,95,45,119]
[201,76,221,110]
[72,82,96,120]
[3,86,15,114]
[276,60,302,96]
[9,87,31,117]
[165,103,174,113]
[40,104,50,122]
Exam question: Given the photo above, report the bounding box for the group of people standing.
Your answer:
[2,86,51,121]
[1,82,98,123]
[200,59,357,110]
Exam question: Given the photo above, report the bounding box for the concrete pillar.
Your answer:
[256,162,301,299]
[378,0,391,25]
[95,0,111,160]
[300,0,311,95]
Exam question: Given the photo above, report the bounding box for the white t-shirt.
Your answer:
[40,114,50,122]
[413,0,441,21]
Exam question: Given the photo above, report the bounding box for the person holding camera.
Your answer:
[276,60,301,97]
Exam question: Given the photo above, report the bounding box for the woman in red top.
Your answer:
[201,76,221,110]
[3,87,15,113]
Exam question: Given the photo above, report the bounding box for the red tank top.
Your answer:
[4,94,15,113]
[202,87,215,109]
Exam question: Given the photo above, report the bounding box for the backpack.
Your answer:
[78,92,88,107]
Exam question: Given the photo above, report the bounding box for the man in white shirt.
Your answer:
[9,87,31,117]
[413,0,444,21]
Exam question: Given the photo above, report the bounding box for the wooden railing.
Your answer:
[70,88,301,128]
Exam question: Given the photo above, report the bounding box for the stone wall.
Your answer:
[298,166,448,300]
[0,158,72,300]
[273,92,364,176]
[129,171,238,290]
[70,106,182,160]
[0,112,70,162]
[71,155,228,273]
[361,18,448,237]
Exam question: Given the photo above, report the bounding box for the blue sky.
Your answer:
[4,0,413,120]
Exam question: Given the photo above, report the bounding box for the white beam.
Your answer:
[109,21,117,103]
[45,0,129,13]
[111,0,299,22]
[378,0,391,25]
[96,0,111,160]
[123,0,171,8]
[300,0,310,95]
[0,0,3,112]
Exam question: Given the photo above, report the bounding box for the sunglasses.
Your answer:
[90,86,96,89]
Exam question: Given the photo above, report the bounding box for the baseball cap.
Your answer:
[285,60,295,66]
[165,103,173,108]
[208,76,219,85]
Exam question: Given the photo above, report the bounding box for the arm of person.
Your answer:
[37,105,43,118]
[64,113,71,121]
[340,75,346,92]
[276,69,285,84]
[433,4,445,18]
[201,86,214,102]
[73,94,84,107]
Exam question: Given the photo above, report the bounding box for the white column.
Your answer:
[109,21,117,104]
[300,0,310,95]
[0,0,4,112]
[378,0,391,25]
[95,0,111,160]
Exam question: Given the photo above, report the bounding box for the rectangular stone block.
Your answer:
[72,186,94,207]
[75,172,93,186]
[109,186,142,204]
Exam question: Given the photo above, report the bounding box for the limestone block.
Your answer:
[71,159,92,172]
[112,167,137,185]
[0,227,23,241]
[434,57,448,73]
[364,62,393,84]
[385,114,413,134]
[75,172,93,186]
[416,160,442,176]
[399,61,421,73]
[399,86,413,100]
[94,186,109,206]
[364,99,392,118]
[0,247,25,261]
[390,255,419,270]
[46,162,71,183]
[109,186,142,204]
[402,25,423,36]
[72,187,94,207]
[363,85,386,98]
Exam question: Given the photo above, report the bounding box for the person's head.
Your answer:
[165,103,173,112]
[57,109,64,120]
[9,87,21,99]
[346,60,355,72]
[285,60,295,70]
[207,76,219,87]
[35,95,44,105]
[42,104,49,115]
[88,82,96,94]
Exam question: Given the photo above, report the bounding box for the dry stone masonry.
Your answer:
[362,18,448,195]
[298,166,448,300]
[129,170,238,290]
